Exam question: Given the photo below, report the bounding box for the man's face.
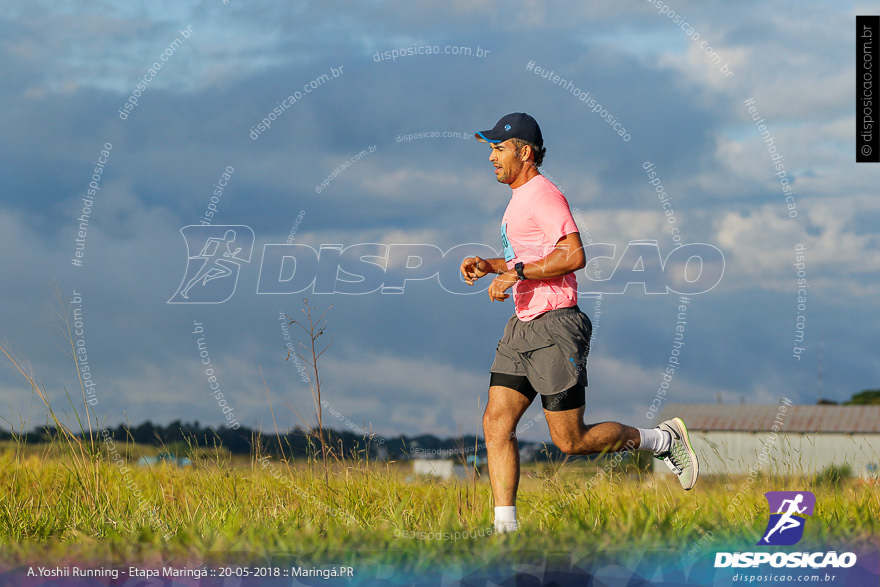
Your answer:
[488,139,526,185]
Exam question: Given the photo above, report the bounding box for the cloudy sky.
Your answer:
[0,0,876,442]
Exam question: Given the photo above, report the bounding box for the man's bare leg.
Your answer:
[482,385,532,531]
[543,406,700,490]
[543,405,640,454]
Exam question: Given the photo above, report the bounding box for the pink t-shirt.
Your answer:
[501,175,580,321]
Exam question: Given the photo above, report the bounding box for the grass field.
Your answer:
[0,343,876,580]
[1,437,877,574]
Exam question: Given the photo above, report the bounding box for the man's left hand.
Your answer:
[488,271,518,301]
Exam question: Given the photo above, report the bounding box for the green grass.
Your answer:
[0,445,877,570]
[0,336,876,573]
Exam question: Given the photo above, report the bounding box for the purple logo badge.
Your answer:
[759,491,815,546]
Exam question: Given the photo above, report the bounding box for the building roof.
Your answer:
[660,403,880,434]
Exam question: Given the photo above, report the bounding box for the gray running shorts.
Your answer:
[490,306,591,395]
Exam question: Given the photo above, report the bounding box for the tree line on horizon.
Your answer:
[2,390,876,458]
[0,419,508,459]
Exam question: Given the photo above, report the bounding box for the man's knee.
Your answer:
[482,405,517,438]
[482,407,512,433]
[551,434,578,455]
[557,441,576,455]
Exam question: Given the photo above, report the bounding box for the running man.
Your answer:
[763,494,807,543]
[461,113,699,533]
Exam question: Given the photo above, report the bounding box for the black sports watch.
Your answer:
[514,262,527,281]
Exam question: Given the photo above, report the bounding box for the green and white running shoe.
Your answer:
[656,417,699,490]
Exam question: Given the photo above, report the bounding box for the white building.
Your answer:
[655,403,880,479]
[411,458,472,480]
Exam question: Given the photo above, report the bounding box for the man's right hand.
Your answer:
[461,256,493,285]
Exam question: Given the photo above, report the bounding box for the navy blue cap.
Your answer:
[475,113,543,147]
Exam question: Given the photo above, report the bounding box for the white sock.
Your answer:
[494,505,518,533]
[638,427,671,454]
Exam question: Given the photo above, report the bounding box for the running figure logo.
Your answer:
[168,225,254,304]
[759,491,815,546]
